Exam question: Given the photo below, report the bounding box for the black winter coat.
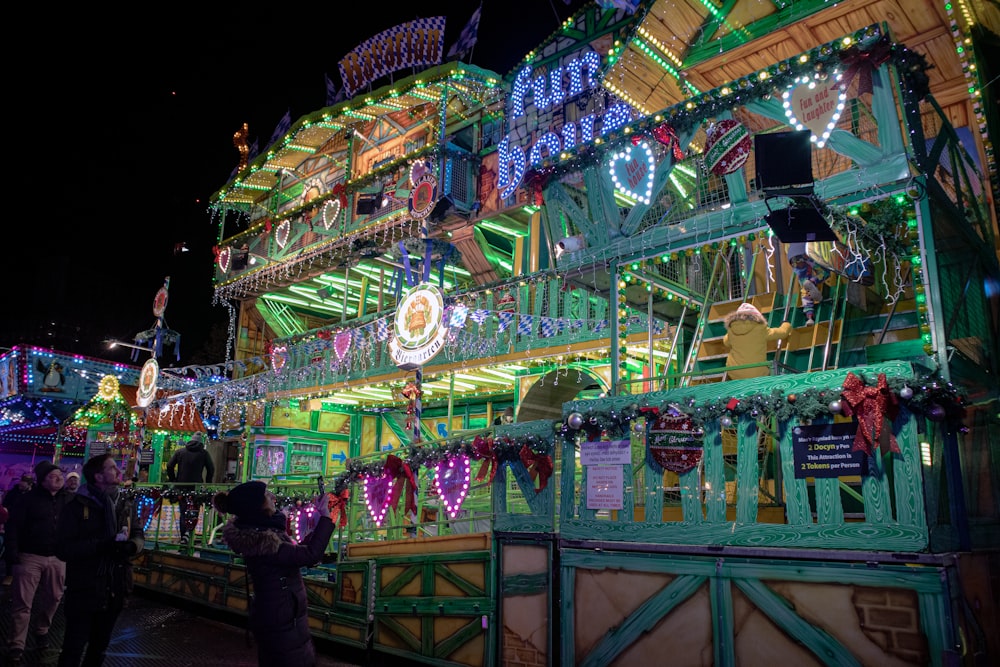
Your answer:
[223,515,334,667]
[6,486,71,562]
[56,485,145,612]
[166,439,215,484]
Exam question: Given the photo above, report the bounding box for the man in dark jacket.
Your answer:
[5,461,70,665]
[56,454,144,667]
[166,432,215,546]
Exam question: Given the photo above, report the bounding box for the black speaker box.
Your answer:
[764,206,837,243]
[755,130,813,190]
[355,196,379,215]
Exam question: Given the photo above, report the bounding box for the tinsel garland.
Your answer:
[520,28,931,185]
[559,372,968,439]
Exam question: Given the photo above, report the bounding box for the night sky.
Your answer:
[4,1,589,367]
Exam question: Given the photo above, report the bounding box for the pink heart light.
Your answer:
[334,330,352,361]
[434,455,471,518]
[271,345,288,372]
[364,472,393,527]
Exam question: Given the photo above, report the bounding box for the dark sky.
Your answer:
[5,0,589,367]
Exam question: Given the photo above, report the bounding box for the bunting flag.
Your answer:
[540,317,555,337]
[446,4,481,60]
[450,304,469,328]
[594,319,609,333]
[470,309,489,324]
[265,108,293,151]
[324,73,339,106]
[653,320,665,334]
[498,311,513,332]
[517,315,533,335]
[376,318,390,341]
[570,319,584,330]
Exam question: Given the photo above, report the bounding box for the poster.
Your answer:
[586,466,623,510]
[791,422,867,478]
[580,439,631,466]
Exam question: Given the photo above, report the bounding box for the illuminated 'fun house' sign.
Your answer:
[498,49,635,199]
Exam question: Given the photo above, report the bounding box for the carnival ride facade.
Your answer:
[129,1,999,665]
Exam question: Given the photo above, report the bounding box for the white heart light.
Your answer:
[275,220,291,248]
[782,75,846,148]
[321,199,341,230]
[608,141,655,204]
[217,246,231,273]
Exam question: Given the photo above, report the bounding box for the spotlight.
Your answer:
[555,234,586,259]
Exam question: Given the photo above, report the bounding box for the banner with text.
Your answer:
[791,422,867,478]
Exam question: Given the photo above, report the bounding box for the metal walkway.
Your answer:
[0,579,370,667]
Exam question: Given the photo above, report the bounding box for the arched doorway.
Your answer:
[515,366,606,423]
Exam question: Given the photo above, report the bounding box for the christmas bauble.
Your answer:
[703,120,752,176]
[567,412,584,430]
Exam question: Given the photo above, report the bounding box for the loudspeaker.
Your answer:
[764,206,837,243]
[355,195,379,215]
[755,130,813,191]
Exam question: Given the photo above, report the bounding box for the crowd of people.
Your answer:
[0,437,332,667]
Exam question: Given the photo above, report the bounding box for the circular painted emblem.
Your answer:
[137,358,159,408]
[98,375,120,401]
[301,177,325,207]
[152,287,169,318]
[408,173,438,220]
[389,283,448,370]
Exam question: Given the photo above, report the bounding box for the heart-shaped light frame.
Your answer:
[434,455,471,519]
[321,199,341,230]
[271,345,288,372]
[781,75,846,149]
[275,220,291,249]
[364,472,393,527]
[608,141,655,205]
[217,246,231,273]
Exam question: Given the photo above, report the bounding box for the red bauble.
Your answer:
[703,120,751,176]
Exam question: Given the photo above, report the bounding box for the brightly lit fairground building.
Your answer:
[17,2,1000,665]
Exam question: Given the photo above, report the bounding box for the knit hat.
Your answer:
[190,432,204,443]
[34,461,60,484]
[221,481,267,519]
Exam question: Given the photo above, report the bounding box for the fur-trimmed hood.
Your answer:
[222,519,292,557]
[724,303,767,330]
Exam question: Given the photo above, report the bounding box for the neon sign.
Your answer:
[498,50,635,199]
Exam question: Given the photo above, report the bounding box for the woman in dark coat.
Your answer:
[213,481,333,667]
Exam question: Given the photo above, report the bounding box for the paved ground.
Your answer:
[0,581,372,666]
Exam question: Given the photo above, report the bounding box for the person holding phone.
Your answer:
[212,482,333,667]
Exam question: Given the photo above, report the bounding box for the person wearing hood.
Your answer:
[56,453,144,667]
[5,461,70,664]
[722,302,792,380]
[213,481,333,667]
[166,432,215,546]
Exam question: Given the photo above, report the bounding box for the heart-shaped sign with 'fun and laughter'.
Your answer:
[782,76,846,148]
[364,471,393,526]
[608,141,655,205]
[434,455,471,518]
[217,246,231,273]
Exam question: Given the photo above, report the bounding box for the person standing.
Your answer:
[64,472,81,494]
[786,242,831,326]
[4,462,70,665]
[55,454,144,667]
[166,432,215,545]
[213,481,333,667]
[722,302,792,380]
[2,475,34,516]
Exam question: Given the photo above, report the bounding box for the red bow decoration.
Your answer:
[384,454,419,517]
[840,372,900,456]
[472,435,498,484]
[212,245,221,261]
[651,123,685,161]
[330,182,347,208]
[316,329,331,340]
[525,170,551,206]
[328,489,350,528]
[263,218,273,234]
[519,445,553,493]
[839,34,892,97]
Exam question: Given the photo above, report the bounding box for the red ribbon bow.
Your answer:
[330,182,347,208]
[212,245,221,260]
[651,123,685,161]
[839,34,892,97]
[472,435,498,485]
[328,489,350,528]
[840,372,900,456]
[519,445,553,493]
[384,454,419,517]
